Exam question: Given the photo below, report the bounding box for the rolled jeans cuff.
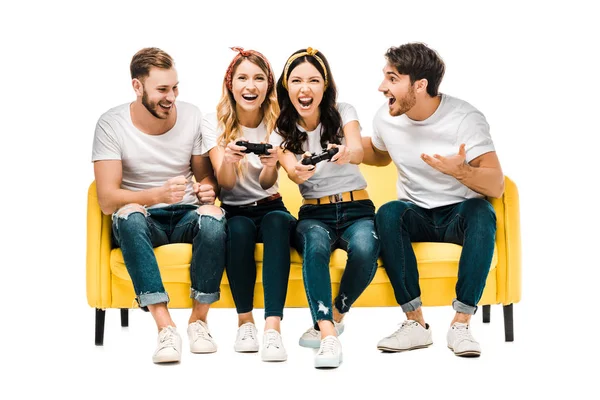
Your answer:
[400,296,422,313]
[265,311,284,320]
[191,288,220,304]
[452,298,477,315]
[137,292,169,308]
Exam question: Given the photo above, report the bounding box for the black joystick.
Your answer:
[301,147,339,165]
[235,141,273,155]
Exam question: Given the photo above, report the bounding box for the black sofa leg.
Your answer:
[482,305,490,323]
[95,308,106,346]
[120,309,129,327]
[503,304,514,342]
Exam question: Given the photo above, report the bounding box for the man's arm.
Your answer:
[456,151,504,198]
[94,160,165,215]
[191,154,219,198]
[421,145,504,198]
[361,136,392,166]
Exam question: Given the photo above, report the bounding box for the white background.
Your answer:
[2,0,599,398]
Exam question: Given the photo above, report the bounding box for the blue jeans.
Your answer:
[222,198,297,319]
[112,204,227,309]
[375,198,496,315]
[296,200,380,327]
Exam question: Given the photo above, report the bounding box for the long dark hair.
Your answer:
[275,48,343,154]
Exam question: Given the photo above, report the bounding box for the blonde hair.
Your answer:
[216,52,279,176]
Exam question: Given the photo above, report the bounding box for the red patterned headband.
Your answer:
[225,47,274,92]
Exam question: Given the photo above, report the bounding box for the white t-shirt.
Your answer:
[201,113,278,206]
[92,101,203,208]
[372,94,496,209]
[270,102,367,199]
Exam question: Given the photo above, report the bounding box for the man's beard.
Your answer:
[142,90,170,119]
[391,85,416,117]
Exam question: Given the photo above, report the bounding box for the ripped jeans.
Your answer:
[295,200,380,328]
[112,204,227,309]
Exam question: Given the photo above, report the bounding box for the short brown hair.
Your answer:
[130,47,174,80]
[385,43,445,97]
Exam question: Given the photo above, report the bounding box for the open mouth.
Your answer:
[298,97,313,109]
[159,103,173,111]
[388,97,396,106]
[242,94,258,102]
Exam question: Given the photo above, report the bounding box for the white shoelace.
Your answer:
[264,331,280,349]
[239,324,256,341]
[318,337,337,355]
[158,327,177,349]
[191,322,212,341]
[452,324,475,343]
[389,320,418,337]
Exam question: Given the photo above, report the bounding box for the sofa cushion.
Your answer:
[110,242,498,284]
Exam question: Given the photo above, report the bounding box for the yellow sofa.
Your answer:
[87,163,521,345]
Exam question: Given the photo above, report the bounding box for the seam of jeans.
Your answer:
[147,219,166,232]
[434,213,462,230]
[454,212,488,306]
[398,207,418,302]
[261,213,294,318]
[226,215,257,313]
[298,232,317,324]
[174,210,201,229]
[337,228,380,313]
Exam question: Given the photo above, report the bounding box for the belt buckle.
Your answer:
[328,193,344,203]
[239,201,258,208]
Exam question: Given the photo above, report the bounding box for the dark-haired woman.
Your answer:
[271,48,379,369]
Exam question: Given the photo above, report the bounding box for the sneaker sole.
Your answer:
[261,354,287,362]
[152,354,181,363]
[377,342,433,352]
[314,356,343,368]
[299,338,321,349]
[190,348,217,354]
[447,346,481,357]
[234,346,259,353]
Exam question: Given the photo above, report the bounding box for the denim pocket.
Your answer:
[354,199,376,213]
[298,204,318,219]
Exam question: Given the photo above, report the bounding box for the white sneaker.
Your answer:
[152,326,182,363]
[234,322,259,353]
[447,322,481,357]
[187,320,217,353]
[261,329,287,362]
[314,336,343,368]
[377,320,433,352]
[299,321,345,349]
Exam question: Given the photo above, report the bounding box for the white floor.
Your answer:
[13,300,591,399]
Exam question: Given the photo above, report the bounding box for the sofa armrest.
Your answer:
[86,181,113,309]
[488,176,522,305]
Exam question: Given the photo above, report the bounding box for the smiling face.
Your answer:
[286,61,325,124]
[138,67,179,119]
[231,59,269,116]
[379,62,416,117]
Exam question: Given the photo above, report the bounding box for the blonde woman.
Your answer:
[202,48,296,362]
